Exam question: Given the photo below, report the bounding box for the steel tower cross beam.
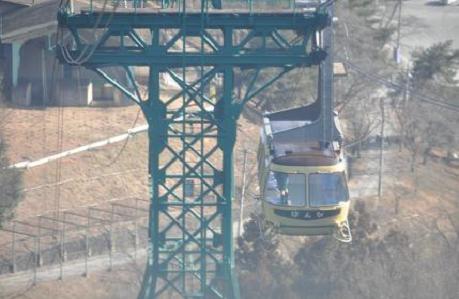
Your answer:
[57,3,331,298]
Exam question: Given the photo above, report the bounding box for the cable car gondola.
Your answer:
[256,3,351,242]
[257,103,351,242]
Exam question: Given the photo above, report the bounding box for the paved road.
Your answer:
[400,0,459,58]
[0,249,147,293]
[0,220,245,294]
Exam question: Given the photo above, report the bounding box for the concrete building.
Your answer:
[0,0,130,106]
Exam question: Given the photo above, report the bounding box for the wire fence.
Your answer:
[1,134,446,284]
[0,197,150,282]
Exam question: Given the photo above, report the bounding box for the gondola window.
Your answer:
[309,173,348,206]
[265,171,305,206]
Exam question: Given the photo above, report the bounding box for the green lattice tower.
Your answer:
[57,1,331,297]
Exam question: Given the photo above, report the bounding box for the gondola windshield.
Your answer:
[309,172,349,206]
[265,171,306,206]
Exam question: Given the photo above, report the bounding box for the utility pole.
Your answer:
[33,237,38,285]
[238,150,248,238]
[404,65,411,102]
[59,215,65,280]
[378,98,385,198]
[11,222,16,273]
[85,208,90,277]
[395,0,403,64]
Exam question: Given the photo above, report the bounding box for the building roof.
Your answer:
[1,0,59,42]
[0,0,144,43]
[0,0,33,6]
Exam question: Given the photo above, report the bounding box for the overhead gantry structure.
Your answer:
[57,1,334,298]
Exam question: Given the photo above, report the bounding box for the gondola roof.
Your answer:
[263,104,343,167]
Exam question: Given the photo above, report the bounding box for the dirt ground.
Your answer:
[1,102,458,299]
[1,105,260,220]
[0,102,261,298]
[2,105,148,217]
[351,147,459,246]
[2,148,458,299]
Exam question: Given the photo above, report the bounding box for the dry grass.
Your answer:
[3,105,149,218]
[2,104,260,220]
[1,104,458,299]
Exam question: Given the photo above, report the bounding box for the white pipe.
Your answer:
[9,124,148,170]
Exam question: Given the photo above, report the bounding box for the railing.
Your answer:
[63,0,322,15]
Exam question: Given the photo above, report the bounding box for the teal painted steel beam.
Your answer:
[11,42,22,87]
[60,51,326,67]
[94,68,141,103]
[57,5,332,298]
[57,11,328,69]
[58,11,328,29]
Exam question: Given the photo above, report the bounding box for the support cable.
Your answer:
[341,58,459,112]
[100,108,142,168]
[333,25,459,112]
[58,0,118,65]
[198,0,209,295]
[180,0,187,295]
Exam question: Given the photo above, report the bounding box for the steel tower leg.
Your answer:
[133,64,240,298]
[57,4,331,297]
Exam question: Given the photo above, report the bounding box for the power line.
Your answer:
[19,168,146,194]
[100,108,142,167]
[334,18,459,112]
[58,0,120,65]
[337,17,416,50]
[341,59,459,112]
[54,61,65,220]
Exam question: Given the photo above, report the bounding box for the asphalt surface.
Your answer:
[400,0,459,58]
[0,221,246,294]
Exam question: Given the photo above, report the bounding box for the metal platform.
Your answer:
[84,8,316,14]
[61,9,327,28]
[57,2,334,298]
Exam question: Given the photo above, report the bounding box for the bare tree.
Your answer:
[0,61,23,227]
[390,42,459,176]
